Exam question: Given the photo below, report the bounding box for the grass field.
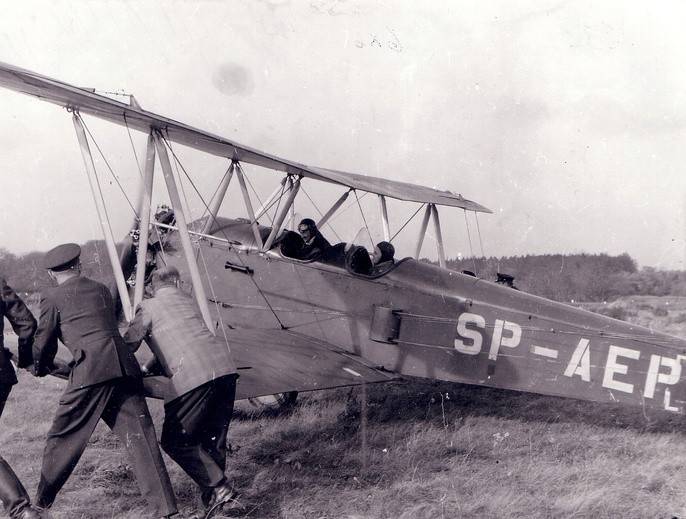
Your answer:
[1,296,685,518]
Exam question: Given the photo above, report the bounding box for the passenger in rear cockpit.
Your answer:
[371,241,395,270]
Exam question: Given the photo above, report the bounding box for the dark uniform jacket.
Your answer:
[123,285,237,402]
[301,231,331,260]
[0,277,36,385]
[33,276,142,388]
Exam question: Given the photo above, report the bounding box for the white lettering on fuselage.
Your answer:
[531,345,559,359]
[564,339,591,382]
[644,354,683,399]
[452,310,684,411]
[454,312,485,355]
[602,345,640,394]
[488,319,522,360]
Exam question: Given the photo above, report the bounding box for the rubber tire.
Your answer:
[247,391,299,409]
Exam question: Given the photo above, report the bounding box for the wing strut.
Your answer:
[412,203,446,267]
[431,204,446,268]
[234,161,264,249]
[414,204,431,260]
[378,195,390,241]
[262,175,301,252]
[317,189,351,230]
[153,131,213,331]
[201,162,234,235]
[72,112,134,322]
[133,134,156,311]
[255,176,288,223]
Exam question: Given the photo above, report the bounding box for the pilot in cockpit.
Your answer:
[298,218,331,260]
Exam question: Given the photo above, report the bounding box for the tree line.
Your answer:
[1,242,684,303]
[0,241,118,294]
[447,252,686,302]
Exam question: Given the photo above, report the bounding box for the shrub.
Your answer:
[594,306,629,321]
[653,307,669,318]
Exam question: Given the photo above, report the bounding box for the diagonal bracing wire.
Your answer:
[159,133,288,330]
[390,203,426,243]
[78,114,138,217]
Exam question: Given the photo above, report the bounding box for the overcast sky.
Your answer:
[1,0,684,270]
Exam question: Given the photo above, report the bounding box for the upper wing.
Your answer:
[144,328,397,401]
[0,61,490,213]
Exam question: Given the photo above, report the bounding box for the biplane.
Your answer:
[1,61,685,415]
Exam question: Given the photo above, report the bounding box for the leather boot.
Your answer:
[0,456,38,519]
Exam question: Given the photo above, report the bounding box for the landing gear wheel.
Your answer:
[247,391,298,409]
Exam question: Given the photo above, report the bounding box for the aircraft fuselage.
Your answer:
[159,218,686,414]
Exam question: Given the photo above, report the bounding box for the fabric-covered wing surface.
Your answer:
[143,328,397,400]
[0,61,490,212]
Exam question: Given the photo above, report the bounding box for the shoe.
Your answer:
[15,506,43,519]
[204,482,237,517]
[212,482,236,507]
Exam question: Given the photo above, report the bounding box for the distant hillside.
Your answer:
[577,295,686,337]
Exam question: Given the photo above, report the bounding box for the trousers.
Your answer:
[161,374,237,501]
[0,383,34,519]
[36,378,177,517]
[0,456,31,518]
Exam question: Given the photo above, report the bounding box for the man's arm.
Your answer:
[32,295,60,377]
[1,278,37,368]
[122,303,152,351]
[141,356,164,376]
[122,303,164,375]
